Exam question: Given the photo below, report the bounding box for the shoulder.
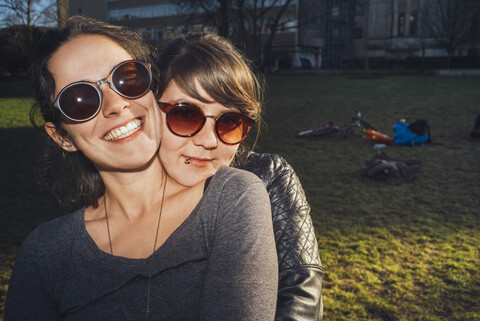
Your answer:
[199,167,272,247]
[234,151,297,188]
[17,209,83,263]
[212,166,266,191]
[205,166,270,217]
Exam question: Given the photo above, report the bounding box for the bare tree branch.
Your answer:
[0,0,56,27]
[422,0,478,67]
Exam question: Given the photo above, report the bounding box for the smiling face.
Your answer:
[46,34,162,172]
[159,80,240,187]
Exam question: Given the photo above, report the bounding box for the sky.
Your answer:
[0,0,57,27]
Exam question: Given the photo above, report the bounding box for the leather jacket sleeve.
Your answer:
[234,151,323,321]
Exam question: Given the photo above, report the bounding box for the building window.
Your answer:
[154,26,164,40]
[177,25,188,35]
[203,25,217,34]
[166,26,176,39]
[191,24,203,33]
[108,4,181,21]
[331,6,340,17]
[409,13,417,36]
[353,27,362,39]
[355,4,363,16]
[137,28,152,40]
[264,22,269,33]
[398,13,405,36]
[471,13,479,40]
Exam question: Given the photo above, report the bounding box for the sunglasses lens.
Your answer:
[217,113,254,144]
[113,61,151,98]
[167,104,205,136]
[59,84,100,121]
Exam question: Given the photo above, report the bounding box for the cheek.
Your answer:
[219,145,239,166]
[160,128,187,153]
[62,123,92,148]
[158,130,188,172]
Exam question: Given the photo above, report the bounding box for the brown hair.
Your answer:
[30,16,159,209]
[157,33,264,150]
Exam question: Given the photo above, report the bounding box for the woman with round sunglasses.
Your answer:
[156,33,323,320]
[5,17,278,321]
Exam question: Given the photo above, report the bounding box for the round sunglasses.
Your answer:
[158,102,255,145]
[52,60,152,122]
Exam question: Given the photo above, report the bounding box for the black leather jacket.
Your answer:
[235,151,323,321]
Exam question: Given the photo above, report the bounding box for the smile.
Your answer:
[104,119,142,141]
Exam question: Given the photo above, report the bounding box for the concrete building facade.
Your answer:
[351,0,480,67]
[69,0,480,69]
[69,0,324,69]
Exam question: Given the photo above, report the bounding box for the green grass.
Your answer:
[1,75,480,320]
[0,98,33,128]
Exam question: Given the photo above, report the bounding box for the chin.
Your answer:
[171,171,212,188]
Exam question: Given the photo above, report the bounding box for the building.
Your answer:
[69,0,324,69]
[351,0,480,68]
[69,0,480,69]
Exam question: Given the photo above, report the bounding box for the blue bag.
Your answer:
[393,121,429,146]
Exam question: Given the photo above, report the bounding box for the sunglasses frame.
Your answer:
[52,60,152,122]
[158,101,255,145]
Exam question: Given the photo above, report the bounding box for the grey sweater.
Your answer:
[5,166,278,321]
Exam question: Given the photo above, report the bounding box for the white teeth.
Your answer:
[105,119,142,141]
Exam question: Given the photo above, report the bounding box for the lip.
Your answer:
[184,156,214,168]
[104,118,143,142]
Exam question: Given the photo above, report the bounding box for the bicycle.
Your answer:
[296,111,376,138]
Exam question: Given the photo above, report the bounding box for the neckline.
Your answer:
[73,166,228,266]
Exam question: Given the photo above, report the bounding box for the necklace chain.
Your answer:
[105,175,167,321]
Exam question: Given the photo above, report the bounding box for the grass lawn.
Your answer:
[1,75,479,320]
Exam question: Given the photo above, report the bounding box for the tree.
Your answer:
[0,24,45,74]
[0,0,56,27]
[178,0,298,67]
[422,0,478,68]
[241,0,297,68]
[57,0,69,26]
[0,0,54,75]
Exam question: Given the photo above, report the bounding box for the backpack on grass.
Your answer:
[393,119,430,146]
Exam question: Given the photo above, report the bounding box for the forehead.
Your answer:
[48,34,133,87]
[162,80,240,114]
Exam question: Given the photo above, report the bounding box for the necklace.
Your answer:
[104,175,167,321]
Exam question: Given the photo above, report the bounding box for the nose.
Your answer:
[192,117,218,150]
[99,83,129,118]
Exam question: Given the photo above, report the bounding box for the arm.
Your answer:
[5,234,60,321]
[198,170,278,321]
[235,151,324,321]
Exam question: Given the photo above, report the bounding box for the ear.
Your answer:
[44,122,78,152]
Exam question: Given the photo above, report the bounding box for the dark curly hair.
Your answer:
[30,16,160,210]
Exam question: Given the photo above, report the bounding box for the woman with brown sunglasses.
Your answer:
[5,17,278,320]
[156,33,323,320]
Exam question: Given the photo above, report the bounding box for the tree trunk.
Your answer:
[57,0,69,26]
[363,0,370,71]
[218,0,230,37]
